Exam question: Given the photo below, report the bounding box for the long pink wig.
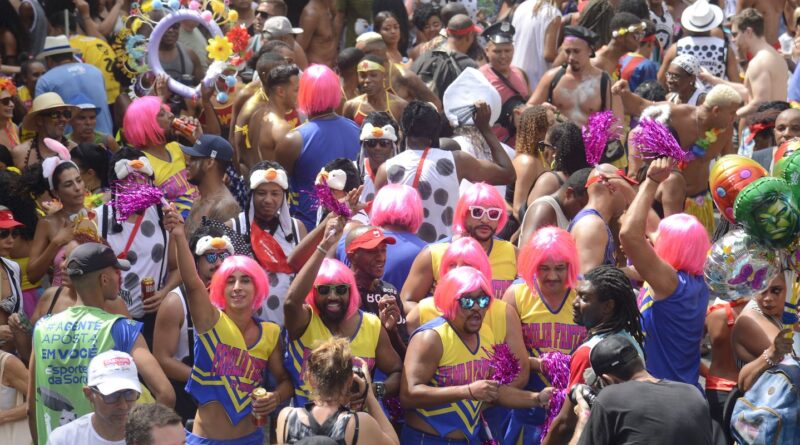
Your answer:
[519,226,579,291]
[305,258,361,319]
[369,184,423,233]
[440,237,492,281]
[123,96,166,148]
[654,213,710,276]
[434,266,494,321]
[452,182,509,235]
[208,255,269,310]
[298,65,342,116]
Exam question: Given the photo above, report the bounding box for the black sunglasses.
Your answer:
[46,110,73,120]
[0,228,22,239]
[458,294,491,310]
[204,252,231,264]
[0,97,12,106]
[364,139,393,148]
[90,387,140,404]
[316,284,350,296]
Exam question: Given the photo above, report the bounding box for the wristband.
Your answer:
[316,244,327,255]
[467,383,475,400]
[763,349,780,367]
[646,175,663,184]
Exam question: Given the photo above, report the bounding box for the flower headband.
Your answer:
[250,167,288,190]
[0,77,16,96]
[357,59,385,73]
[315,168,347,191]
[612,22,647,38]
[42,138,79,190]
[360,123,398,142]
[194,235,235,255]
[113,157,155,180]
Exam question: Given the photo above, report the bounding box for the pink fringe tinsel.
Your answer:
[112,176,165,222]
[314,184,353,219]
[483,343,521,385]
[582,111,620,166]
[629,118,690,162]
[540,351,571,441]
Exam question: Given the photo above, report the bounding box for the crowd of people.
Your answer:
[1,0,800,443]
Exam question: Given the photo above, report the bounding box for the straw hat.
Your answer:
[22,93,78,131]
[681,0,724,33]
[36,35,79,60]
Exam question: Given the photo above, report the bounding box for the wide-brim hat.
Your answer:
[22,93,79,131]
[682,0,724,33]
[36,35,79,60]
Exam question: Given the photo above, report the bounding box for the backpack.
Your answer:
[730,358,800,445]
[411,50,478,101]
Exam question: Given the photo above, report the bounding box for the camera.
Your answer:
[569,384,599,408]
[350,366,365,394]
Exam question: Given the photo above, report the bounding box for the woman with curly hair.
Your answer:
[510,105,554,218]
[408,3,442,61]
[526,121,589,205]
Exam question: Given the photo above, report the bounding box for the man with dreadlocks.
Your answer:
[541,265,644,445]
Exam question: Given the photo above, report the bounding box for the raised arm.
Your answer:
[27,219,72,284]
[455,102,516,185]
[610,79,652,117]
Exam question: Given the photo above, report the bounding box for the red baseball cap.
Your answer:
[0,207,23,229]
[346,228,396,254]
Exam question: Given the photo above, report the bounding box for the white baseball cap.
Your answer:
[87,350,142,396]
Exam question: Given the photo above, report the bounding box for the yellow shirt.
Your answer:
[143,142,198,216]
[69,35,121,103]
[430,239,517,299]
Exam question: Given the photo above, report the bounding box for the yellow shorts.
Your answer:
[684,190,715,236]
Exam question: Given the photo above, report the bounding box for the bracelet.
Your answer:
[763,349,779,367]
[315,245,327,255]
[467,383,474,400]
[646,175,663,184]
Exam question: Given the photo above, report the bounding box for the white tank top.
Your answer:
[0,351,18,411]
[384,149,461,243]
[171,287,190,362]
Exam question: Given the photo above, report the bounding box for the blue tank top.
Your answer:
[290,117,360,230]
[568,208,616,266]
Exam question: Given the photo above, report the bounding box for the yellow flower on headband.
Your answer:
[228,9,239,22]
[211,0,226,15]
[207,36,233,62]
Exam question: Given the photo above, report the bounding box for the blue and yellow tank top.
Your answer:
[417,296,508,341]
[513,283,586,390]
[285,310,381,405]
[430,239,517,299]
[186,310,280,426]
[412,316,501,440]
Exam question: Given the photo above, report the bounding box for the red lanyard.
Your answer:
[365,158,376,182]
[412,148,430,188]
[118,213,145,260]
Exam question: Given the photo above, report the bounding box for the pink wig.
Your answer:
[298,65,342,116]
[519,226,579,290]
[434,266,494,321]
[369,184,423,233]
[654,213,710,275]
[123,96,166,148]
[440,237,492,281]
[452,182,509,235]
[305,259,361,319]
[208,255,269,311]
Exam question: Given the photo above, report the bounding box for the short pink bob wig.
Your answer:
[370,184,423,233]
[305,258,361,319]
[439,236,492,282]
[208,255,269,310]
[452,182,508,235]
[654,213,709,276]
[519,226,579,291]
[298,65,342,116]
[123,96,167,149]
[434,266,494,321]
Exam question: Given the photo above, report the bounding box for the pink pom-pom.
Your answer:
[314,184,353,218]
[582,111,620,166]
[112,174,165,222]
[629,118,689,162]
[483,343,521,385]
[201,10,213,22]
[539,351,571,441]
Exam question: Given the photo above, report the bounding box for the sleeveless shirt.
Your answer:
[568,208,616,267]
[429,239,517,299]
[676,36,727,79]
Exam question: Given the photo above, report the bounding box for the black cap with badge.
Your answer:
[66,243,131,277]
[482,21,515,44]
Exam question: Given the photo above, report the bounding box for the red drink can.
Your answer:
[141,277,155,301]
[251,388,268,426]
[171,117,197,140]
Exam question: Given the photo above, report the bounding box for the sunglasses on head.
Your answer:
[364,139,393,148]
[46,110,72,120]
[0,228,21,239]
[91,387,140,404]
[316,284,350,296]
[468,205,502,221]
[204,251,231,264]
[458,294,491,310]
[0,97,12,106]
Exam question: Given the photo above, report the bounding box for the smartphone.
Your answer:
[350,366,365,394]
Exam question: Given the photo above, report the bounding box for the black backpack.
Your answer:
[411,50,478,101]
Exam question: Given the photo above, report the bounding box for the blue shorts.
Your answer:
[185,428,264,445]
[400,425,478,445]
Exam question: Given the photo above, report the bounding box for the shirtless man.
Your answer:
[701,8,788,117]
[297,0,337,66]
[592,13,646,77]
[528,26,622,126]
[356,32,443,111]
[254,64,299,163]
[738,0,786,46]
[613,80,741,234]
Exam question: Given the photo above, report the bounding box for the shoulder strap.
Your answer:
[551,170,565,186]
[600,72,610,110]
[46,286,65,316]
[352,411,359,445]
[0,350,9,383]
[101,204,109,239]
[177,44,187,72]
[490,66,527,99]
[180,284,195,364]
[547,66,568,104]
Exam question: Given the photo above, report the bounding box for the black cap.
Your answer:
[563,25,598,47]
[65,242,131,277]
[589,335,640,377]
[482,21,515,44]
[180,135,233,162]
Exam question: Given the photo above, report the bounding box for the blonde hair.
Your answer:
[305,337,353,401]
[704,84,743,109]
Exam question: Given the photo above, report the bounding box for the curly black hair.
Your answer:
[401,101,441,146]
[412,3,442,32]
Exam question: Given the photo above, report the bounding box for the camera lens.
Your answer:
[569,384,598,407]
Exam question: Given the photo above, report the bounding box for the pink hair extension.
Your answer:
[452,182,509,235]
[298,64,342,116]
[122,96,166,149]
[440,237,492,281]
[369,184,423,233]
[434,266,494,321]
[305,258,361,319]
[654,213,710,276]
[208,255,269,311]
[519,226,579,291]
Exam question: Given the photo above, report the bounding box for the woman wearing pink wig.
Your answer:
[620,157,710,387]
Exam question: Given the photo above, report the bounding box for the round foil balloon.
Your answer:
[773,138,800,177]
[734,177,800,249]
[709,155,767,223]
[780,150,800,200]
[704,229,780,301]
